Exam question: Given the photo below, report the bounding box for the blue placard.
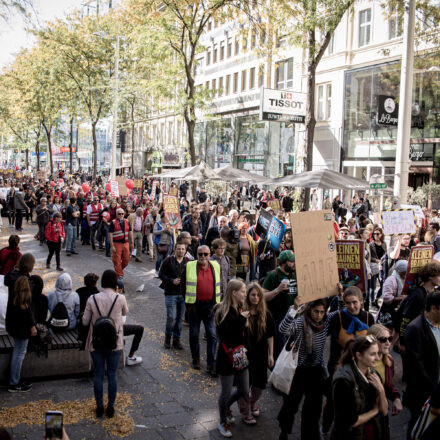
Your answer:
[267,217,286,252]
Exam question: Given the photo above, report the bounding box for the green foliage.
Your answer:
[408,183,440,206]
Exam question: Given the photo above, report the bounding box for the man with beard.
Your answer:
[262,250,297,360]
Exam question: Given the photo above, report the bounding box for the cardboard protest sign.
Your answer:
[267,216,286,252]
[382,210,416,236]
[267,199,281,211]
[255,209,273,237]
[163,195,182,229]
[110,179,119,198]
[15,172,23,179]
[402,245,433,293]
[168,186,178,197]
[116,177,128,196]
[150,180,158,201]
[400,204,425,219]
[132,179,143,196]
[35,170,47,181]
[336,240,366,293]
[290,210,339,304]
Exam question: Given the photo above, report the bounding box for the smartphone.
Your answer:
[45,411,63,439]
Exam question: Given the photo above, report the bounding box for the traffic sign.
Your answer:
[370,182,388,190]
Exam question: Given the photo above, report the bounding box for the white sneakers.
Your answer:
[217,422,232,438]
[126,356,142,366]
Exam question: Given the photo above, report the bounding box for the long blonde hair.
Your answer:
[367,323,392,367]
[246,282,267,341]
[214,279,246,326]
[13,276,31,310]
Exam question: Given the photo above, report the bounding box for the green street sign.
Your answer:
[370,182,388,190]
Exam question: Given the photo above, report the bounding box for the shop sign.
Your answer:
[409,147,424,161]
[152,150,163,168]
[260,88,306,123]
[121,152,131,168]
[163,153,180,166]
[377,95,398,126]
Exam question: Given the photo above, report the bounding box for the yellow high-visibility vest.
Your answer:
[185,260,221,304]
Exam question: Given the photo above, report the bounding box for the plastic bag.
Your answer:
[268,338,299,395]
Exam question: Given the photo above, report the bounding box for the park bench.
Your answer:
[0,330,91,382]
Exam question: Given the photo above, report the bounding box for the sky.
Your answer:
[0,0,85,68]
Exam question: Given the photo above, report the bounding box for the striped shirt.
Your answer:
[279,313,328,367]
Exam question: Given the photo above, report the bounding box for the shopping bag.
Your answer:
[411,398,437,440]
[268,337,299,395]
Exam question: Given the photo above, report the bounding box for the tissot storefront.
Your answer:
[342,56,440,190]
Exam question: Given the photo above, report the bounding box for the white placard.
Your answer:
[400,204,425,219]
[382,210,416,235]
[260,88,306,123]
[150,180,158,201]
[110,179,119,198]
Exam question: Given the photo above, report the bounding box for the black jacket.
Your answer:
[403,314,440,404]
[159,255,188,296]
[76,286,100,313]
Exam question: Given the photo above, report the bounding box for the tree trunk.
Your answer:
[131,102,135,176]
[69,116,74,174]
[42,122,54,175]
[301,42,317,211]
[92,120,98,180]
[25,149,29,169]
[35,129,40,171]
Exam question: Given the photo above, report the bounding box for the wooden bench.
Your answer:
[0,330,91,381]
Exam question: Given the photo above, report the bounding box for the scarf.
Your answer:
[343,309,369,335]
[303,314,325,354]
[391,270,404,296]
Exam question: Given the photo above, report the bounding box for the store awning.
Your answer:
[152,161,221,181]
[214,165,271,183]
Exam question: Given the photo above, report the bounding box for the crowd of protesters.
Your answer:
[0,171,439,440]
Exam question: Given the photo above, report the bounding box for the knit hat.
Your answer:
[278,250,295,263]
[395,260,408,273]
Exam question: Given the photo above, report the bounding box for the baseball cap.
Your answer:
[278,250,295,263]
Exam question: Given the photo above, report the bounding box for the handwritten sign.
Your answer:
[163,195,182,229]
[168,186,178,197]
[336,240,366,293]
[402,245,433,293]
[400,204,425,219]
[382,210,416,235]
[35,171,47,181]
[290,210,339,304]
[267,199,281,211]
[116,177,128,196]
[110,179,119,198]
[267,216,286,252]
[132,179,143,196]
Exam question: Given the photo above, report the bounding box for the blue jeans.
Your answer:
[165,295,185,339]
[10,338,28,386]
[90,350,122,408]
[188,302,217,365]
[65,223,77,252]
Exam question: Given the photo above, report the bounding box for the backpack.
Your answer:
[92,295,119,350]
[49,294,70,331]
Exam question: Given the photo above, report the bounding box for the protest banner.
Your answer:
[110,179,119,198]
[267,216,286,252]
[168,186,178,197]
[267,199,281,211]
[116,177,128,196]
[150,180,158,201]
[382,210,416,236]
[402,245,433,293]
[290,210,339,304]
[336,240,366,293]
[15,171,23,179]
[163,195,182,229]
[255,209,273,237]
[400,204,425,219]
[132,179,143,196]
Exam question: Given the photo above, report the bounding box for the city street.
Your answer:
[0,222,410,439]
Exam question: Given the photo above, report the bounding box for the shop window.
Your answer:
[226,74,231,95]
[276,58,293,90]
[241,70,247,91]
[227,38,232,57]
[317,83,332,121]
[220,41,225,61]
[249,67,256,89]
[258,64,265,87]
[233,72,238,93]
[359,8,371,47]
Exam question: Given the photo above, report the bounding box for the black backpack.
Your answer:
[49,294,70,331]
[92,295,119,350]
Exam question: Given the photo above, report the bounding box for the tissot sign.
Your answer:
[377,95,399,126]
[260,88,306,123]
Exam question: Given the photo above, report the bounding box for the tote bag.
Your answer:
[411,398,437,440]
[268,336,300,395]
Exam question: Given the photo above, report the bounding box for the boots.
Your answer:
[164,334,171,349]
[173,338,183,350]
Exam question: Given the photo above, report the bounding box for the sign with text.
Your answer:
[121,152,131,168]
[370,182,388,190]
[132,179,143,196]
[110,179,119,198]
[35,170,47,181]
[115,177,127,196]
[400,204,425,220]
[382,209,416,235]
[168,186,178,197]
[260,88,306,123]
[163,195,182,229]
[255,209,273,237]
[267,216,286,252]
[290,210,339,304]
[402,245,433,293]
[267,199,281,211]
[336,240,367,293]
[377,95,399,126]
[150,180,158,201]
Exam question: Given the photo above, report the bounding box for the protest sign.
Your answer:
[267,216,286,252]
[116,177,128,196]
[336,240,366,293]
[132,179,143,196]
[382,210,416,236]
[110,179,119,198]
[163,195,182,229]
[400,204,425,219]
[267,199,281,211]
[35,171,47,181]
[150,180,158,201]
[15,171,23,179]
[168,186,178,197]
[402,245,433,293]
[255,209,273,237]
[290,210,339,304]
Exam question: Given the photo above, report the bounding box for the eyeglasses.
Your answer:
[117,212,124,216]
[198,252,209,256]
[377,336,393,343]
[373,232,381,236]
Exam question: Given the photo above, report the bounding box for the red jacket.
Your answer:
[0,247,22,275]
[45,220,65,243]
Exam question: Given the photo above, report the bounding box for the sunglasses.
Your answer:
[117,212,124,216]
[377,336,393,343]
[373,232,381,235]
[198,252,209,256]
